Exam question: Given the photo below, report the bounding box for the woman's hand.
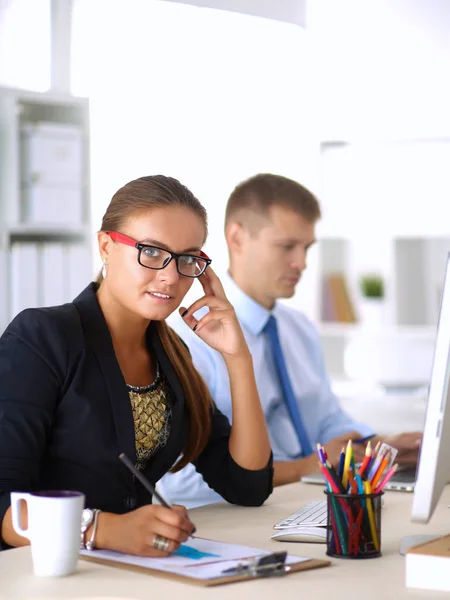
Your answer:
[179,267,248,358]
[98,505,195,557]
[180,267,270,472]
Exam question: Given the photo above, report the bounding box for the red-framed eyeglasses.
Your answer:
[107,231,212,278]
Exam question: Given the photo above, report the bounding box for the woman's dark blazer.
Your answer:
[0,284,273,549]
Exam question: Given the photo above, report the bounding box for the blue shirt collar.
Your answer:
[223,271,273,336]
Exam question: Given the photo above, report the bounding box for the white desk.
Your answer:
[1,483,449,600]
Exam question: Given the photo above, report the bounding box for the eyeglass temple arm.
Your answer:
[107,231,137,248]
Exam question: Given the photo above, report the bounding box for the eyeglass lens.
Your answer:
[140,246,208,277]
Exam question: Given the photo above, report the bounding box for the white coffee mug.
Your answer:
[10,490,85,577]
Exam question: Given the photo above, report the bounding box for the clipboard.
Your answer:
[80,538,331,587]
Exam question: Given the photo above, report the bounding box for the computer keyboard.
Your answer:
[273,500,328,529]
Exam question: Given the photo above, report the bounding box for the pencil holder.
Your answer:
[324,490,383,559]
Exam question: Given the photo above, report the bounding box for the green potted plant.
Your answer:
[359,275,384,299]
[358,274,386,326]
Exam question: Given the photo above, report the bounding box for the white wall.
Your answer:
[71,0,320,308]
[308,0,450,140]
[71,0,450,316]
[304,0,450,328]
[161,0,307,26]
[2,1,450,310]
[0,0,51,91]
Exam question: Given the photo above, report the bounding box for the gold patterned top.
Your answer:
[127,363,172,471]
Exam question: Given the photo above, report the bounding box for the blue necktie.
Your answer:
[264,315,313,457]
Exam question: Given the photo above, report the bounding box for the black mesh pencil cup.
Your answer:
[325,490,383,559]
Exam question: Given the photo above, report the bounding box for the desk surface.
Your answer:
[1,483,449,600]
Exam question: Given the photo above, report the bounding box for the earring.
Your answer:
[102,258,108,279]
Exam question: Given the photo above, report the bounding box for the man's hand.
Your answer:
[337,431,422,466]
[273,432,362,486]
[273,429,421,487]
[381,432,422,466]
[321,431,364,467]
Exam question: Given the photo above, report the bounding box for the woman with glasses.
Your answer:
[0,175,272,556]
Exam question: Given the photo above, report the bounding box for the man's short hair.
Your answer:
[225,173,321,234]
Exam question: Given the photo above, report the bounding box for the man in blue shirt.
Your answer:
[159,173,422,508]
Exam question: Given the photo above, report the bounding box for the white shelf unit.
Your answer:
[314,236,449,380]
[0,86,93,333]
[317,237,449,329]
[308,138,450,380]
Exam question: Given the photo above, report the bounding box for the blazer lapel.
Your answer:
[73,284,137,480]
[72,285,189,493]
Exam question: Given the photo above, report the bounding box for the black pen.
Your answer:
[119,452,172,508]
[119,453,196,536]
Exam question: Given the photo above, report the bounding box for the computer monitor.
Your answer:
[411,252,450,524]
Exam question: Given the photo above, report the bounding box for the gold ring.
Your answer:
[152,535,171,552]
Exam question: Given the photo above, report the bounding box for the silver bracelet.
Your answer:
[85,509,101,551]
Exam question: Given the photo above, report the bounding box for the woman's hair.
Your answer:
[98,175,212,471]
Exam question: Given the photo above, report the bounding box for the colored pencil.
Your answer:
[342,439,353,489]
[374,463,399,494]
[358,440,372,478]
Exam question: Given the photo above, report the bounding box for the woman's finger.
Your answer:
[180,307,233,334]
[151,520,190,545]
[179,296,229,325]
[198,266,227,300]
[193,308,235,334]
[171,505,196,532]
[172,505,190,519]
[197,270,214,297]
[150,505,195,536]
[141,534,180,558]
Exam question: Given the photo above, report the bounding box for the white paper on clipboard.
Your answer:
[81,537,308,581]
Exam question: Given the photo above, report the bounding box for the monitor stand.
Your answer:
[399,534,443,555]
